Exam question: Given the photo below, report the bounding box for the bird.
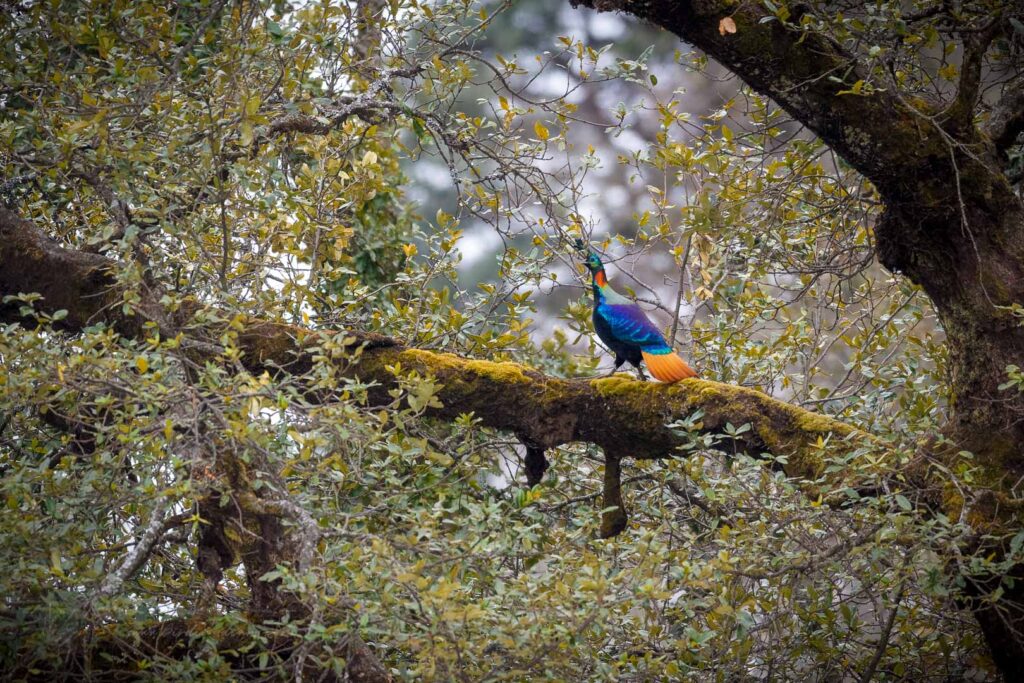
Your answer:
[582,250,698,383]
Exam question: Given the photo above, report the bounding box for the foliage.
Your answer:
[0,0,1015,680]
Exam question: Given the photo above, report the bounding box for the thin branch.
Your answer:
[669,233,693,346]
[858,576,908,683]
[96,504,184,598]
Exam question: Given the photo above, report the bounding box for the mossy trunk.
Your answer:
[882,196,1024,671]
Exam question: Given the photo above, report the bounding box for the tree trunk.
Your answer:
[882,161,1024,673]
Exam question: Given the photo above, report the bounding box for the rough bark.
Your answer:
[569,0,1024,673]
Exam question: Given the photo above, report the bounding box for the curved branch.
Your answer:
[1,207,867,481]
[96,503,182,598]
[568,0,948,193]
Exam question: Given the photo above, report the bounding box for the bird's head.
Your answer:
[583,251,604,273]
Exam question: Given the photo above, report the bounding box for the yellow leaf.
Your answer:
[239,121,253,147]
[534,120,550,141]
[719,16,737,35]
[245,94,260,117]
[428,451,453,466]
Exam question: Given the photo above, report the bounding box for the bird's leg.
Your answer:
[631,362,648,382]
[603,355,626,377]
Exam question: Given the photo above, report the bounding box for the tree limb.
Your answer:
[96,503,183,598]
[950,18,1000,131]
[986,85,1024,155]
[569,0,948,193]
[0,208,869,482]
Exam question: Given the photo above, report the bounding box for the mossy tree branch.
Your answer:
[0,207,869,479]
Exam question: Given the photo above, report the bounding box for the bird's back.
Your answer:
[596,300,671,352]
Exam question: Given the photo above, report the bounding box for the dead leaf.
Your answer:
[719,16,737,36]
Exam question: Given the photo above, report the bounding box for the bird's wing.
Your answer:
[597,303,672,352]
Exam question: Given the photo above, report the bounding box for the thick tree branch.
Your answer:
[986,85,1024,155]
[0,209,173,337]
[0,208,867,479]
[950,20,999,131]
[569,0,948,194]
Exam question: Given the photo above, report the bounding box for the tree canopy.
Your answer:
[1,0,1023,680]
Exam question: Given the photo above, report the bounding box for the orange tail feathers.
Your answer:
[641,350,698,383]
